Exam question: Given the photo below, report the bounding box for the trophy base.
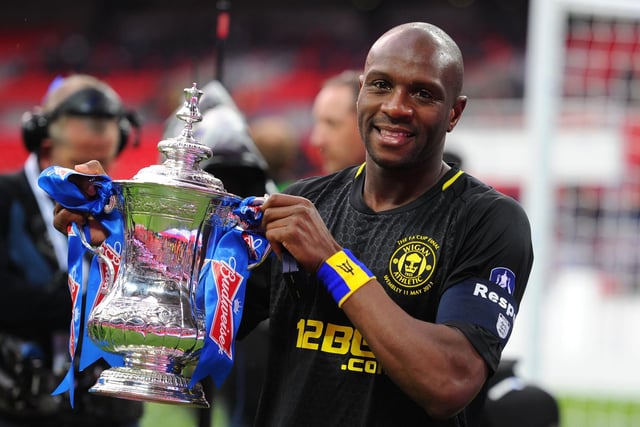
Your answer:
[89,366,210,408]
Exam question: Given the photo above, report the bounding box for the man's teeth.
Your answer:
[381,129,411,137]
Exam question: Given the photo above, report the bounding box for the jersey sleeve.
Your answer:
[437,193,533,372]
[446,193,533,307]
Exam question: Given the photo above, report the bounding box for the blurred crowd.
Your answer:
[0,0,529,179]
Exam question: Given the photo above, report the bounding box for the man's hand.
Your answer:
[260,193,341,272]
[52,160,110,246]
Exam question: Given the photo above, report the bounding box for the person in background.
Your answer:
[0,74,143,427]
[162,79,274,198]
[249,116,300,191]
[310,69,365,174]
[52,22,534,426]
[481,359,560,427]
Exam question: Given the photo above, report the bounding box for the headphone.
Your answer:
[21,86,140,155]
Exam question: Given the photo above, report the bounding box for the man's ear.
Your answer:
[447,96,467,133]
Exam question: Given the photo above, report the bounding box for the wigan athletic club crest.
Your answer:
[384,234,438,296]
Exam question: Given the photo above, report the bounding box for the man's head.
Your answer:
[250,116,298,185]
[310,70,364,174]
[357,22,467,172]
[22,74,126,172]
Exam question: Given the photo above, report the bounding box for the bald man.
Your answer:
[243,21,533,427]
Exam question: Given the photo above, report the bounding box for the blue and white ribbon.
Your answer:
[38,166,125,407]
[190,196,270,388]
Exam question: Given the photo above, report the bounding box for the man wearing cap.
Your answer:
[0,74,142,427]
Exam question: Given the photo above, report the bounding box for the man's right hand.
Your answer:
[52,160,110,246]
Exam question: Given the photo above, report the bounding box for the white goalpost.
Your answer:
[518,0,640,410]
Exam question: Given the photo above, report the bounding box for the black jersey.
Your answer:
[241,165,533,427]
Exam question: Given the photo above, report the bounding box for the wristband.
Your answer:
[317,249,375,307]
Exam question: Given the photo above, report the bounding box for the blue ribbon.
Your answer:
[190,196,270,388]
[38,166,125,406]
[51,222,84,406]
[38,166,115,216]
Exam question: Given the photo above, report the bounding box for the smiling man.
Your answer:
[245,22,534,426]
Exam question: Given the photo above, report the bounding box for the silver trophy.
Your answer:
[84,83,242,407]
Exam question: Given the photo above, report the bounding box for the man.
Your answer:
[248,22,533,426]
[250,116,299,191]
[53,22,533,426]
[310,69,365,174]
[0,74,143,426]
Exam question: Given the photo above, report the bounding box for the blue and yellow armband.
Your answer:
[317,249,375,307]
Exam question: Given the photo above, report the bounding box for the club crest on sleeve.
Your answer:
[496,312,511,339]
[490,267,516,295]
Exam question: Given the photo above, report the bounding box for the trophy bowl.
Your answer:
[84,83,242,407]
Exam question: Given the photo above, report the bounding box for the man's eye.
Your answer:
[415,89,433,100]
[372,81,390,90]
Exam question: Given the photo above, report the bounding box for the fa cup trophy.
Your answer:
[83,83,243,407]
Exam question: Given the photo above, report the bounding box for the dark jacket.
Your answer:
[0,169,143,427]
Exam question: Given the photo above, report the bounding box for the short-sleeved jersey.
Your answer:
[241,165,533,427]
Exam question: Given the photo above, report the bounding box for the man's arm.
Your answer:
[260,193,488,419]
[342,281,488,419]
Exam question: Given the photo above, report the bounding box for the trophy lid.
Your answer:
[122,83,228,194]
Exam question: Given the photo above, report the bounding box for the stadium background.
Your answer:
[1,0,639,425]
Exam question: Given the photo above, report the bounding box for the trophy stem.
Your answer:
[89,351,209,408]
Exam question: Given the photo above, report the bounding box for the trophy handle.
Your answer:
[76,224,116,287]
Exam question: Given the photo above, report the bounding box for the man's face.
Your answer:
[357,30,462,171]
[310,84,364,174]
[46,116,120,172]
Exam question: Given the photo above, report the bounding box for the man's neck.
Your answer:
[362,161,449,212]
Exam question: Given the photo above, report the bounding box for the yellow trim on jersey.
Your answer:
[442,170,464,191]
[354,162,463,192]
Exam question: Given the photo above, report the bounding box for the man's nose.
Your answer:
[381,89,413,118]
[310,126,326,147]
